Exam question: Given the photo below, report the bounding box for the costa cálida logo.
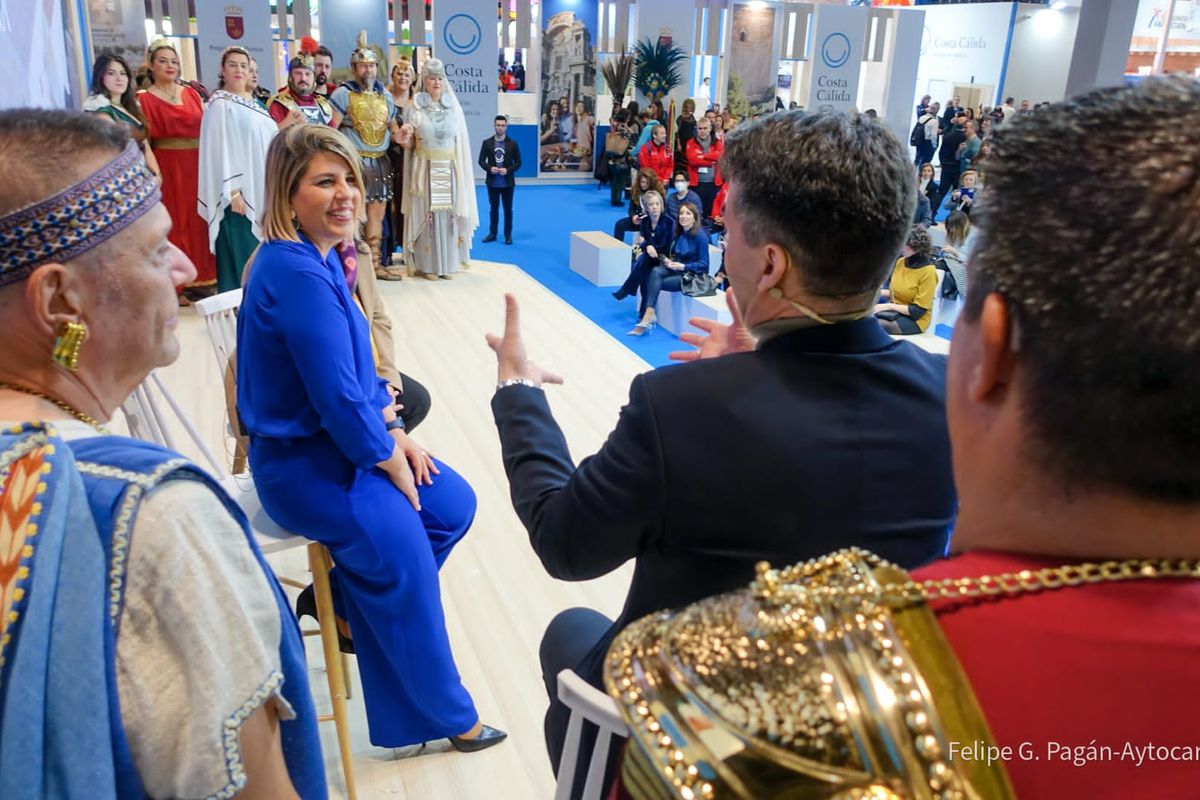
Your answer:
[225,5,245,40]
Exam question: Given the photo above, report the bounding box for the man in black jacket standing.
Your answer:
[487,110,956,787]
[478,115,521,244]
[935,111,968,215]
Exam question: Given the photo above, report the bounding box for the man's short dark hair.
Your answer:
[495,114,507,122]
[673,171,687,181]
[720,109,914,297]
[315,46,333,60]
[0,109,129,220]
[966,76,1200,501]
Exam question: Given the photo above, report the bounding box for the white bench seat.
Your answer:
[569,231,631,287]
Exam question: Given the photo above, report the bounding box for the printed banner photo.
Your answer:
[539,0,598,175]
[727,2,778,119]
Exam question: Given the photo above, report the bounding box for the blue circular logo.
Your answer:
[444,13,482,56]
[821,32,851,69]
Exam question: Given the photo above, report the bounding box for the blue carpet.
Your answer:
[469,183,952,358]
[470,183,683,368]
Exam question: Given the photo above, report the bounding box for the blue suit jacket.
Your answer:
[492,318,956,688]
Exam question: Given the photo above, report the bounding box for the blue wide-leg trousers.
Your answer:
[251,433,479,746]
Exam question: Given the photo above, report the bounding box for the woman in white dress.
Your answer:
[398,59,477,279]
[198,46,278,291]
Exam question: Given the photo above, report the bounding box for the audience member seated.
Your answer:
[626,202,710,336]
[930,210,972,301]
[236,125,505,755]
[606,80,1200,800]
[485,108,956,796]
[914,185,933,227]
[611,168,662,243]
[918,161,939,212]
[610,189,672,308]
[637,123,673,184]
[948,168,979,214]
[665,170,702,223]
[0,109,324,798]
[876,225,938,335]
[685,116,723,217]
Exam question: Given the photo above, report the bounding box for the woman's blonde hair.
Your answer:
[261,125,366,243]
[639,188,664,212]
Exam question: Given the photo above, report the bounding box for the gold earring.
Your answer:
[52,321,88,372]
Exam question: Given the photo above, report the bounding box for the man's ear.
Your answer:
[970,292,1019,403]
[756,242,789,295]
[25,264,85,337]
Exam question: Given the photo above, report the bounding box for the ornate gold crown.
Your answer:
[605,549,1016,799]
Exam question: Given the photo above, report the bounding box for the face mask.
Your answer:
[675,182,688,194]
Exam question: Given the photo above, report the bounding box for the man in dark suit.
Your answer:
[478,114,521,244]
[486,110,956,784]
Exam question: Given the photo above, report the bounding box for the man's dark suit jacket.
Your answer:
[492,318,956,688]
[477,135,522,184]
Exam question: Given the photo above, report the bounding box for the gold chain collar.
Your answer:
[754,548,1200,608]
[0,381,111,434]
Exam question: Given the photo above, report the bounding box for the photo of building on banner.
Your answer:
[726,2,778,119]
[539,0,598,173]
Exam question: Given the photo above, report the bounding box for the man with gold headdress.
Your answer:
[269,37,339,130]
[0,109,325,798]
[330,30,405,281]
[606,76,1200,799]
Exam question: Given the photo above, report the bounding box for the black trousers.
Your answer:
[394,371,432,432]
[693,182,719,218]
[612,215,638,243]
[486,185,515,237]
[540,607,616,800]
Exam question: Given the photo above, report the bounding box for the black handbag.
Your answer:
[681,271,718,297]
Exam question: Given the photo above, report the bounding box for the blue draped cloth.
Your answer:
[0,423,326,799]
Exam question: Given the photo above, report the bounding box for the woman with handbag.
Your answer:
[612,190,672,315]
[627,202,710,336]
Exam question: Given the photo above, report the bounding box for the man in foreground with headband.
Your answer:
[0,110,325,799]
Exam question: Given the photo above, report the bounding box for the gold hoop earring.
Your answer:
[52,321,88,372]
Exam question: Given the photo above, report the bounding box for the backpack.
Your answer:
[909,114,932,147]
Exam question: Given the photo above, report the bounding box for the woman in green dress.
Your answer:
[83,53,161,179]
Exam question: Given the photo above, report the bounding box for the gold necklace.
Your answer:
[755,547,1200,606]
[154,82,180,104]
[0,381,110,434]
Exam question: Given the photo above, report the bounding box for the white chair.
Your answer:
[554,669,629,800]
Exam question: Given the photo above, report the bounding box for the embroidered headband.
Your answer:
[0,140,162,287]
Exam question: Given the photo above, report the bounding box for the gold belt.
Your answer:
[359,149,387,159]
[417,148,455,161]
[152,137,199,149]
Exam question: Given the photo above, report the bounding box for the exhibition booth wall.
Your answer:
[2,1,1163,179]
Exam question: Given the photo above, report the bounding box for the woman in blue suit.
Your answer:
[236,125,506,752]
[628,201,710,335]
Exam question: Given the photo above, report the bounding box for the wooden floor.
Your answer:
[153,261,646,800]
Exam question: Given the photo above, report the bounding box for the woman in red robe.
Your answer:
[138,40,216,303]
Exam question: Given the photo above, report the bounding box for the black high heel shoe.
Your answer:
[295,584,355,655]
[448,723,508,753]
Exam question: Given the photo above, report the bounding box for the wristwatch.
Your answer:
[385,418,405,431]
[496,378,540,392]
